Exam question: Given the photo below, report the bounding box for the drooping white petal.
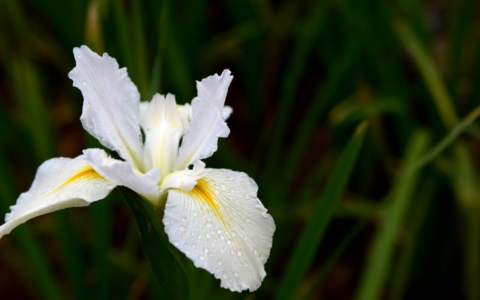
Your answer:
[141,94,183,175]
[0,155,114,238]
[83,149,161,204]
[68,45,144,170]
[163,168,275,292]
[177,70,233,169]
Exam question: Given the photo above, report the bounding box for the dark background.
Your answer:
[1,0,480,299]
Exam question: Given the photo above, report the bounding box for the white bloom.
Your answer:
[0,45,275,292]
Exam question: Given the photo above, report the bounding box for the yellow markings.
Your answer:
[191,179,218,210]
[59,166,104,190]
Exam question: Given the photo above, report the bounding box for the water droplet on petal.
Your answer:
[217,260,222,265]
[76,54,81,59]
[206,222,211,228]
[182,217,187,222]
[237,251,242,257]
[245,194,250,199]
[234,272,238,276]
[105,184,114,190]
[199,256,205,261]
[94,183,101,188]
[198,234,202,239]
[246,218,250,223]
[221,184,226,191]
[204,248,209,253]
[230,249,235,255]
[82,81,87,86]
[174,242,179,246]
[228,175,235,181]
[179,226,186,232]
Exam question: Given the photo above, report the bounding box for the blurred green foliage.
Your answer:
[1,0,480,299]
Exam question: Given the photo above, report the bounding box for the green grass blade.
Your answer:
[451,142,480,300]
[131,0,149,98]
[150,0,168,98]
[394,19,458,128]
[301,216,367,300]
[389,175,436,300]
[264,0,328,177]
[276,121,369,300]
[404,105,480,178]
[118,187,189,300]
[282,42,360,187]
[354,129,431,300]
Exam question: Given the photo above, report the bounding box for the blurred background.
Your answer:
[1,0,480,299]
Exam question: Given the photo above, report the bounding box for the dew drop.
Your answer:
[254,250,258,255]
[237,250,242,257]
[228,175,235,181]
[234,272,238,277]
[263,213,268,218]
[199,256,205,261]
[206,222,211,228]
[105,184,114,190]
[230,249,235,255]
[246,218,250,223]
[260,254,264,260]
[245,194,250,199]
[217,260,222,266]
[182,217,187,222]
[206,233,211,239]
[240,181,245,186]
[186,251,190,255]
[174,242,179,247]
[94,183,101,188]
[76,54,81,59]
[204,248,209,253]
[164,221,170,226]
[217,230,222,234]
[244,262,248,267]
[227,239,231,245]
[221,184,226,191]
[82,81,87,86]
[179,226,186,232]
[223,273,227,279]
[198,234,202,239]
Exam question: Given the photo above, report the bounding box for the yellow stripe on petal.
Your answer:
[61,166,104,187]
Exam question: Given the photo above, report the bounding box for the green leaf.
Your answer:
[354,129,431,300]
[276,121,369,300]
[118,187,189,300]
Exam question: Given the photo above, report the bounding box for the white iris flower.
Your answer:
[0,46,275,292]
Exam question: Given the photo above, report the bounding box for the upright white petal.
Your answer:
[176,103,233,134]
[83,149,161,204]
[68,45,144,170]
[177,70,233,169]
[163,168,275,292]
[0,155,114,238]
[141,94,183,175]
